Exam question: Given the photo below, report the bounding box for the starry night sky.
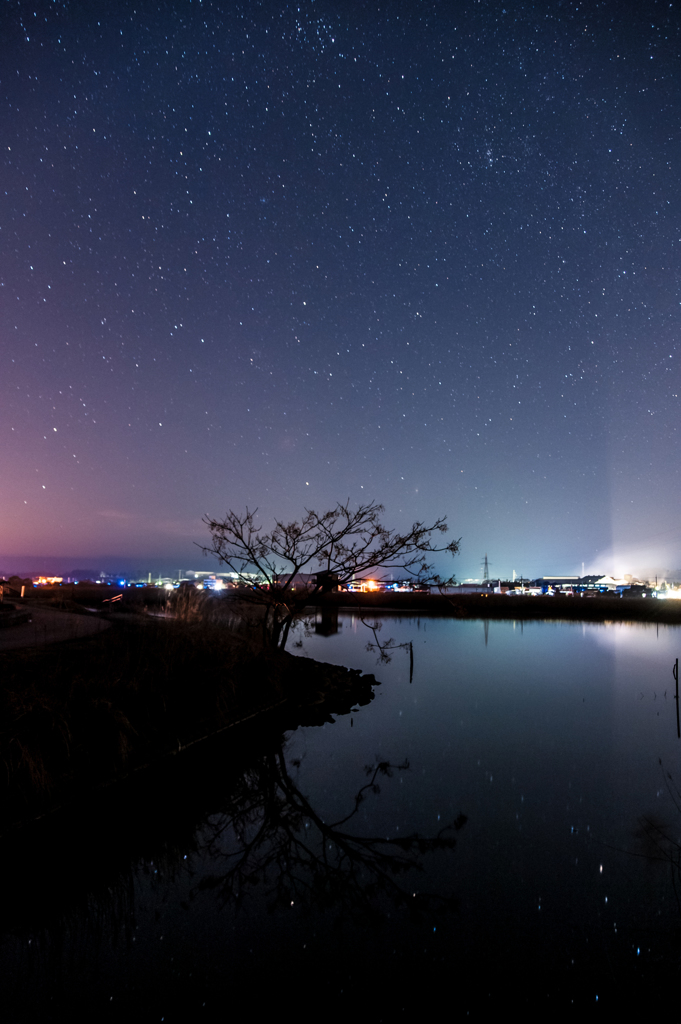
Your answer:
[2,0,680,579]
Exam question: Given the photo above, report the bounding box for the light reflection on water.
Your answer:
[293,615,681,1003]
[2,616,681,1016]
[297,614,681,818]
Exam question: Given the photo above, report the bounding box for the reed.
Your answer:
[0,614,283,823]
[0,599,379,830]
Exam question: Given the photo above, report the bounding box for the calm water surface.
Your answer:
[2,617,681,1019]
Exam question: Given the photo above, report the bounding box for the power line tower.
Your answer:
[482,553,490,582]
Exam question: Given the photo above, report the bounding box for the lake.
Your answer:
[2,615,681,1018]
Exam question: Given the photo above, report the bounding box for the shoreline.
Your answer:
[2,593,677,832]
[18,585,681,628]
[303,591,681,624]
[0,616,378,834]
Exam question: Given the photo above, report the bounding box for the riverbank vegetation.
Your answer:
[0,610,378,830]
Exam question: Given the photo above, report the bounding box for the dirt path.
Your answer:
[0,606,110,651]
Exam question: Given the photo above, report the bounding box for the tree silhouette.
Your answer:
[201,500,459,649]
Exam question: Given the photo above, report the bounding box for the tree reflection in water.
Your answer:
[0,698,467,1016]
[194,745,466,920]
[628,761,681,915]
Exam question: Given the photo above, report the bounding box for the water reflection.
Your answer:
[591,619,680,654]
[195,747,466,920]
[3,617,681,1015]
[0,685,465,1015]
[314,603,340,636]
[359,616,413,675]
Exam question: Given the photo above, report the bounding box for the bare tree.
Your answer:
[200,500,459,649]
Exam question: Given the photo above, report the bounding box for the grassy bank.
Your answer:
[0,614,378,830]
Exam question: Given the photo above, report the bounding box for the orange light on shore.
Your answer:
[34,576,63,586]
[365,579,378,591]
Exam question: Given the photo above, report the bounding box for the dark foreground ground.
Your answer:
[0,612,378,833]
[0,603,110,649]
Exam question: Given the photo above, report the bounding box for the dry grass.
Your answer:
[0,612,287,823]
[0,593,380,829]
